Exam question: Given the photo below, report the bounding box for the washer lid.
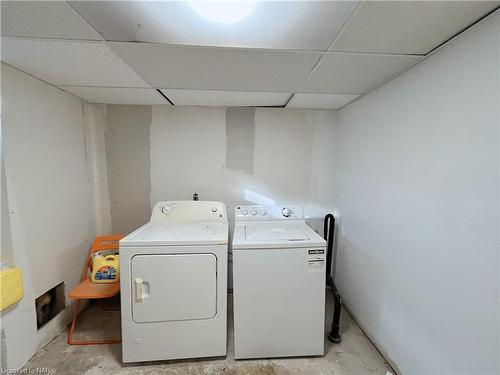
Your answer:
[245,223,309,241]
[120,222,228,247]
[233,221,326,249]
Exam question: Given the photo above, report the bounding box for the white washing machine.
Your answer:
[232,205,327,359]
[119,201,228,363]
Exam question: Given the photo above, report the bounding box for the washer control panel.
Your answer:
[151,201,227,222]
[235,205,304,220]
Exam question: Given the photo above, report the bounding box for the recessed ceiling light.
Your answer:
[187,1,257,24]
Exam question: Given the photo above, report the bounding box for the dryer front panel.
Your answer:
[131,253,217,323]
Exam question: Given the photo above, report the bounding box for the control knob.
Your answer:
[282,207,291,217]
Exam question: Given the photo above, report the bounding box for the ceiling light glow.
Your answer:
[188,1,256,24]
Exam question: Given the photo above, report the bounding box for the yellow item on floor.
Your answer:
[91,255,120,283]
[0,267,24,311]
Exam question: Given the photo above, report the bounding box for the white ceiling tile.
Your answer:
[287,93,358,109]
[161,89,291,107]
[301,52,421,94]
[1,1,102,40]
[59,86,169,105]
[110,42,321,92]
[70,1,358,50]
[1,38,148,87]
[331,1,499,54]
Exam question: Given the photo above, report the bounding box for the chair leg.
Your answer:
[67,300,121,345]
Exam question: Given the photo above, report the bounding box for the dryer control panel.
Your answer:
[235,205,304,221]
[151,201,227,222]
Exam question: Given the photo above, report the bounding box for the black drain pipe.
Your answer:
[324,214,342,343]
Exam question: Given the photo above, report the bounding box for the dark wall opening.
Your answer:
[35,282,65,329]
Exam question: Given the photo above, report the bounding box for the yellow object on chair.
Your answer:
[0,267,24,311]
[91,255,120,283]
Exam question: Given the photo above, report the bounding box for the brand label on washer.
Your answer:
[307,249,325,273]
[308,249,325,255]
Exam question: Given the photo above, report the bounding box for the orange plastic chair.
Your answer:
[68,235,124,345]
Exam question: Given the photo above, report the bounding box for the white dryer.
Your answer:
[119,201,228,363]
[232,205,327,359]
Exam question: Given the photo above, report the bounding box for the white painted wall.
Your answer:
[332,12,500,375]
[105,105,151,235]
[83,102,112,236]
[0,63,107,369]
[1,116,13,266]
[150,106,337,223]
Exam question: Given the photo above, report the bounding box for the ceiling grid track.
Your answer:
[64,0,104,41]
[285,1,365,108]
[157,89,174,105]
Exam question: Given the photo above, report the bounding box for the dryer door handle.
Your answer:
[134,277,143,302]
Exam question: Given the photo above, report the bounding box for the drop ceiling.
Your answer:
[1,1,498,109]
[109,42,321,92]
[1,38,148,87]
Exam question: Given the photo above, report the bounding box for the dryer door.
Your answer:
[131,253,217,323]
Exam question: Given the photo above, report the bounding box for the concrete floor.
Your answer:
[25,293,393,375]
